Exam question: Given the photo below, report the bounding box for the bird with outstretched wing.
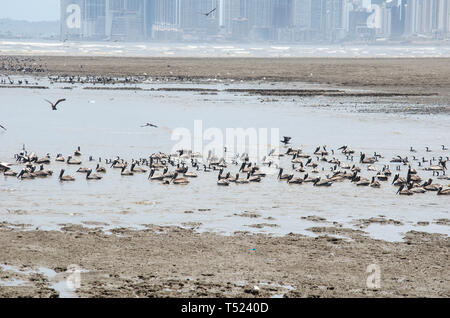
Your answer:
[200,8,216,17]
[141,123,158,128]
[45,98,66,110]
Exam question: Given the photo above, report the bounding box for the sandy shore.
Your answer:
[0,223,449,298]
[1,56,450,89]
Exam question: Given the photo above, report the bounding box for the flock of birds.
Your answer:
[1,140,449,196]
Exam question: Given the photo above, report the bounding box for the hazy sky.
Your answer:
[0,0,60,21]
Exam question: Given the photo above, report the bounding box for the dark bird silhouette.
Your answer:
[281,136,292,145]
[141,123,158,128]
[200,7,216,16]
[0,123,6,131]
[45,98,66,110]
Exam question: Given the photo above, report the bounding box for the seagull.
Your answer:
[281,136,292,145]
[141,123,158,128]
[200,8,216,17]
[45,98,66,110]
[0,123,6,131]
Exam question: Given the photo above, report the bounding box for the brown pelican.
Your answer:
[59,169,75,181]
[351,165,361,173]
[77,167,91,173]
[148,169,165,181]
[55,154,65,162]
[338,145,355,154]
[4,169,17,177]
[376,172,389,181]
[217,174,230,186]
[226,173,237,182]
[425,164,445,171]
[235,173,249,184]
[34,165,53,177]
[121,166,134,176]
[370,177,381,188]
[183,168,197,178]
[314,146,328,156]
[172,173,189,185]
[397,184,413,195]
[437,187,450,195]
[67,156,81,165]
[410,185,426,193]
[131,163,147,173]
[247,173,261,182]
[303,173,319,183]
[278,168,294,180]
[0,123,6,131]
[356,177,370,186]
[36,155,51,164]
[287,175,304,184]
[86,169,103,180]
[74,146,82,156]
[111,159,126,169]
[313,178,333,187]
[96,164,107,173]
[360,153,376,164]
[17,169,35,179]
[392,174,406,186]
[45,98,66,110]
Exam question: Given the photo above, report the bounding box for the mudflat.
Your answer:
[2,56,450,90]
[0,224,449,298]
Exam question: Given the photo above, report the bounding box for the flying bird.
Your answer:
[45,98,66,110]
[281,136,292,145]
[200,8,216,17]
[0,123,6,131]
[141,123,158,128]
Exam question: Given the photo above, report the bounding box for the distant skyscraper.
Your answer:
[292,0,312,28]
[311,0,326,31]
[323,0,349,40]
[105,0,146,41]
[273,0,293,28]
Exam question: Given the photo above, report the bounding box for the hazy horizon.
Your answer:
[0,0,60,22]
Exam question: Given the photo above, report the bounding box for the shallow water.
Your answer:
[0,79,449,242]
[1,40,450,58]
[0,264,80,297]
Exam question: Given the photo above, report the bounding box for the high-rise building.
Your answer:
[323,0,349,41]
[292,0,312,29]
[273,0,293,28]
[106,0,146,41]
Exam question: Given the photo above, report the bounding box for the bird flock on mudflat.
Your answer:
[1,139,449,196]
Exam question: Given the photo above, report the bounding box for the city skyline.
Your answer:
[1,1,450,42]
